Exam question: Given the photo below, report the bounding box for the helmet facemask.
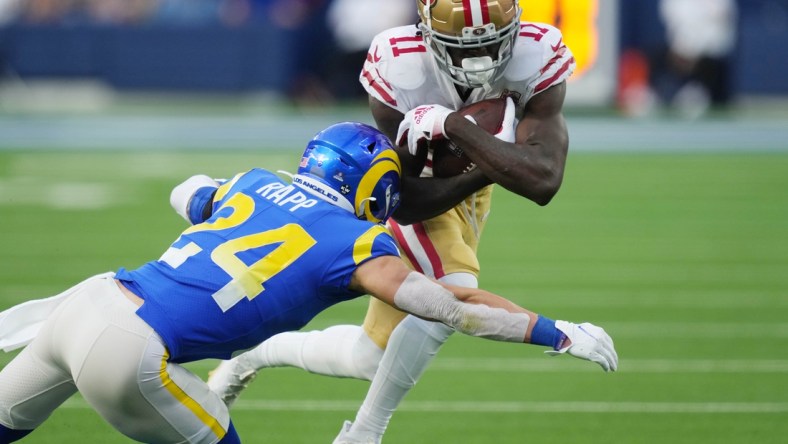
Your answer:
[418,1,520,89]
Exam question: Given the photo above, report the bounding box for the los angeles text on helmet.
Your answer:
[292,175,341,202]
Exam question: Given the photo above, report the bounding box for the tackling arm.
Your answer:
[443,83,569,206]
[351,256,532,342]
[351,255,618,371]
[370,96,493,225]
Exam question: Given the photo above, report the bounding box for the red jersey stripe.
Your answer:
[388,221,425,274]
[361,69,397,107]
[535,56,574,93]
[412,223,445,279]
[540,46,567,75]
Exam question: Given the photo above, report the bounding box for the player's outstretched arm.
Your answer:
[351,256,618,372]
[369,96,493,225]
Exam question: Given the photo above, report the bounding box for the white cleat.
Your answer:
[332,420,381,444]
[207,355,258,408]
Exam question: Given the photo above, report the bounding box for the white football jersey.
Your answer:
[360,22,576,117]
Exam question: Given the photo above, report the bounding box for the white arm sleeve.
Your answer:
[392,272,530,343]
[169,175,219,222]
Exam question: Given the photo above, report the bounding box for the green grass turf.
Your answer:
[1,150,787,443]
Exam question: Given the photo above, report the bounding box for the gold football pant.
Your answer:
[363,185,493,349]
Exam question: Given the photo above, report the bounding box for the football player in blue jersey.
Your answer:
[0,121,616,444]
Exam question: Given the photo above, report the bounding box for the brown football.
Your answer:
[430,97,507,178]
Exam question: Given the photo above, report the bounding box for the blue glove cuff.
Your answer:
[530,315,566,350]
[188,186,216,224]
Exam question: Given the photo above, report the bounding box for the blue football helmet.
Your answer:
[293,122,401,224]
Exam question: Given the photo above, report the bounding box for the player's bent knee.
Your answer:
[298,325,383,381]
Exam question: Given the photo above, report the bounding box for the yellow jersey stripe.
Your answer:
[353,225,390,265]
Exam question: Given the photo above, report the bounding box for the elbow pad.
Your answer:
[393,272,530,343]
[170,175,219,224]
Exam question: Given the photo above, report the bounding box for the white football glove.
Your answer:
[545,321,619,372]
[494,96,517,143]
[396,104,454,155]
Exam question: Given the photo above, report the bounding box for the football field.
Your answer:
[1,117,787,443]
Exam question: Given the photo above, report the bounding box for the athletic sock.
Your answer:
[351,316,455,436]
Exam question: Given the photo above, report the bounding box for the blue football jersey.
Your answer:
[115,169,400,363]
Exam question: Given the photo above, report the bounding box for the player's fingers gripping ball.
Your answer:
[428,97,509,178]
[396,104,454,155]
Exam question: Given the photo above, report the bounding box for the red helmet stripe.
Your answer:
[462,0,491,27]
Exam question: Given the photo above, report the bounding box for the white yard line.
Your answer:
[182,358,788,373]
[59,398,788,413]
[428,358,788,373]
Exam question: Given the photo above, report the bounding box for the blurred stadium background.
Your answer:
[1,0,787,443]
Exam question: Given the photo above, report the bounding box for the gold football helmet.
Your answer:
[418,0,521,88]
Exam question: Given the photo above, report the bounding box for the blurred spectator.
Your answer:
[654,0,738,118]
[0,0,411,105]
[322,0,414,102]
[616,48,658,118]
[152,0,222,25]
[85,0,157,25]
[9,0,227,25]
[0,0,21,25]
[248,0,332,104]
[17,0,74,24]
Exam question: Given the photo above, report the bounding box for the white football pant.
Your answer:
[0,275,231,444]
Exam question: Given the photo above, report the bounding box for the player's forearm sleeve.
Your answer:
[170,175,219,224]
[392,272,530,343]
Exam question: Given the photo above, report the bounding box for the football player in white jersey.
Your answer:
[208,1,588,442]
